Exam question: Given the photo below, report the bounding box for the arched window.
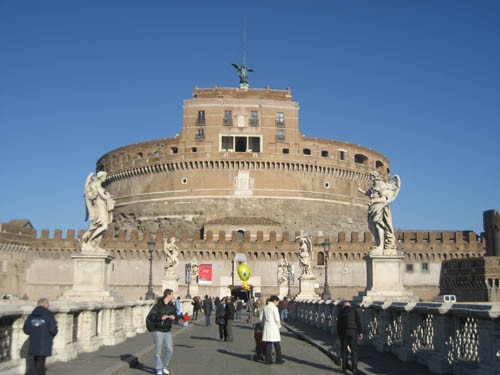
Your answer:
[354,154,368,165]
[317,251,325,266]
[376,160,384,170]
[236,230,244,241]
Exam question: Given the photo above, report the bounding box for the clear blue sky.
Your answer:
[1,1,499,235]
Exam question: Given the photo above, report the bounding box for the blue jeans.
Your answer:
[280,310,288,321]
[153,331,173,372]
[205,313,211,326]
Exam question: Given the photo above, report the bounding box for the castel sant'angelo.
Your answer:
[1,69,499,303]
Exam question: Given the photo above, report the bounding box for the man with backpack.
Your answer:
[146,289,177,375]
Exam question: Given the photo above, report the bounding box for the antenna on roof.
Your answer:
[232,16,254,89]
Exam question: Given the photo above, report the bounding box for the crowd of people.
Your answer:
[22,293,362,375]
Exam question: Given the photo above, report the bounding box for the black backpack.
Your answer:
[145,314,155,332]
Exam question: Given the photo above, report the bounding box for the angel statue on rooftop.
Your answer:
[81,171,115,253]
[358,171,401,253]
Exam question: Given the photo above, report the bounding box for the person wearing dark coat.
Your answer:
[337,301,363,375]
[202,295,213,326]
[146,289,177,375]
[215,297,227,341]
[224,296,236,342]
[23,298,58,375]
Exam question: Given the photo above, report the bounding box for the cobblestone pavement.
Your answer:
[124,319,344,375]
[47,316,429,375]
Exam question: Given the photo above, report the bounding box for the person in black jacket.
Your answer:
[337,301,363,375]
[215,297,227,341]
[224,296,236,342]
[146,289,177,375]
[202,295,213,326]
[23,298,58,375]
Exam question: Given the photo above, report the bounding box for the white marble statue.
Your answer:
[164,237,179,275]
[82,171,115,252]
[358,171,401,252]
[297,235,313,276]
[277,258,288,285]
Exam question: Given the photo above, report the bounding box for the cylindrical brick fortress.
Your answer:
[96,86,391,236]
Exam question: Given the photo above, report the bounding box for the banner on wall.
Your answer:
[198,264,213,285]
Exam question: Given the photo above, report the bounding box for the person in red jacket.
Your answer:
[182,313,190,327]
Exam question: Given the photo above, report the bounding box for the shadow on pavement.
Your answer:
[190,335,219,341]
[217,348,253,361]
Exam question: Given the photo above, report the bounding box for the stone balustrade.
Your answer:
[0,299,154,375]
[290,299,500,375]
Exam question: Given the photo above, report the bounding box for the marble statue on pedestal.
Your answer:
[164,237,179,276]
[297,235,313,276]
[81,171,115,253]
[277,258,288,285]
[358,171,401,253]
[191,256,199,282]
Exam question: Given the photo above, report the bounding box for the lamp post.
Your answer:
[322,238,331,300]
[286,263,293,299]
[185,262,192,299]
[145,238,155,300]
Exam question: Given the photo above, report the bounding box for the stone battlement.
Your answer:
[27,229,485,262]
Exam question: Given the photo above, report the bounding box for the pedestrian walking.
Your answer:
[235,298,243,320]
[202,295,213,326]
[337,301,363,375]
[279,297,289,322]
[225,296,236,341]
[246,297,254,323]
[192,296,201,320]
[215,297,227,341]
[174,296,182,325]
[23,298,58,375]
[260,295,284,365]
[146,289,177,375]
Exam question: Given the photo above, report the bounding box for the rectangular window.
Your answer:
[276,112,285,126]
[339,150,345,161]
[220,135,261,153]
[422,263,429,272]
[405,263,414,272]
[221,136,233,150]
[223,110,233,126]
[197,110,206,125]
[249,137,261,152]
[249,111,259,126]
[276,130,285,141]
[195,128,205,140]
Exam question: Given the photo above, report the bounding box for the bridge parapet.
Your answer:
[0,299,154,374]
[290,299,500,375]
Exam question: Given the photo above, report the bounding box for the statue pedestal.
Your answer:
[188,284,200,298]
[162,274,179,293]
[278,285,289,298]
[296,275,320,300]
[61,253,120,301]
[355,252,418,304]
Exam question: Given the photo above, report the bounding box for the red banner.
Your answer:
[198,264,213,285]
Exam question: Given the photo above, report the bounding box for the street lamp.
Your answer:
[322,238,331,300]
[185,262,192,299]
[286,263,294,299]
[145,238,155,300]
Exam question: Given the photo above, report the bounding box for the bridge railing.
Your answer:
[290,299,500,375]
[0,299,154,375]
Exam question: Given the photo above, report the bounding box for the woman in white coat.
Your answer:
[260,295,284,364]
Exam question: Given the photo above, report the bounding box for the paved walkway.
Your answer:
[47,316,429,375]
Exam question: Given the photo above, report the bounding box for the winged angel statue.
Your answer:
[358,171,401,252]
[81,171,115,252]
[297,235,313,276]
